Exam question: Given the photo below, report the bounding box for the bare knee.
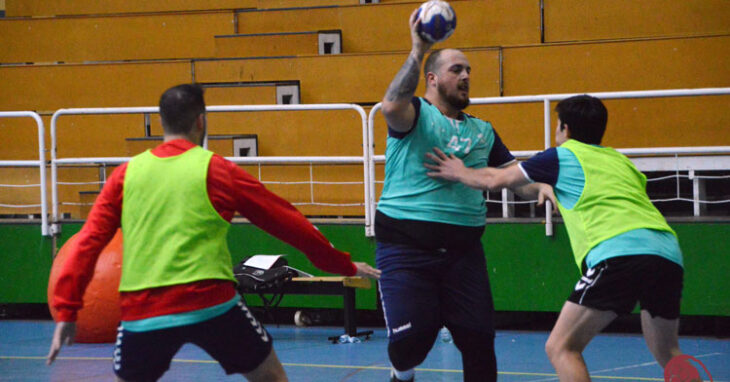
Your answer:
[545,335,563,363]
[545,334,582,365]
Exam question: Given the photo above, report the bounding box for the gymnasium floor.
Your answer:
[0,321,727,381]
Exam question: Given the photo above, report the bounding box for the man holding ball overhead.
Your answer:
[377,3,553,381]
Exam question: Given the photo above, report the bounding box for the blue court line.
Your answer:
[0,355,667,381]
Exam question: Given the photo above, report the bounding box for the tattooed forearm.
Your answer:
[385,54,422,102]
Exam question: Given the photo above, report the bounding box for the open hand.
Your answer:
[354,262,381,280]
[536,183,557,213]
[47,321,76,365]
[424,147,467,182]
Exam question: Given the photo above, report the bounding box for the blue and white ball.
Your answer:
[416,1,457,43]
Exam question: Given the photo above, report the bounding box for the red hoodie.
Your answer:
[53,139,357,322]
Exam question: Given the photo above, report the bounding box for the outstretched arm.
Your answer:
[425,147,527,190]
[381,8,433,132]
[425,148,556,207]
[512,182,556,211]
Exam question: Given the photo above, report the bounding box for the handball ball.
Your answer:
[416,0,457,43]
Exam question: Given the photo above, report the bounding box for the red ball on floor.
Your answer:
[47,230,123,343]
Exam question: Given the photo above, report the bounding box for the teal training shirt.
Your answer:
[377,98,497,227]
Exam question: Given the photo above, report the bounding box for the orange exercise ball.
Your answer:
[48,229,123,343]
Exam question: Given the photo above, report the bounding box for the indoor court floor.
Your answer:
[1,320,727,381]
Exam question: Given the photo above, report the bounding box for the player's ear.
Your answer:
[196,113,206,130]
[426,72,437,87]
[563,123,572,139]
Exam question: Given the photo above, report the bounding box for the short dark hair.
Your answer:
[423,49,445,80]
[555,95,608,145]
[159,84,205,135]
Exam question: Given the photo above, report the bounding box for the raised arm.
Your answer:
[381,8,433,132]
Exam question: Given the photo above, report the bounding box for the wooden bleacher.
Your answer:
[235,1,541,53]
[0,12,234,63]
[4,0,256,17]
[544,0,730,42]
[214,31,324,58]
[1,0,729,220]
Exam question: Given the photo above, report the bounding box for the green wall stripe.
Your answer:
[2,222,728,316]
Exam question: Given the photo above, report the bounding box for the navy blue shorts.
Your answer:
[568,255,684,319]
[376,241,495,343]
[114,299,272,381]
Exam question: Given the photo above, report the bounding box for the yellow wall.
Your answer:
[205,110,366,156]
[256,0,360,8]
[503,36,730,95]
[502,36,730,149]
[237,1,541,53]
[0,12,234,63]
[5,0,255,17]
[0,61,192,111]
[0,117,44,160]
[545,0,730,42]
[215,32,320,58]
[195,49,501,104]
[204,86,279,106]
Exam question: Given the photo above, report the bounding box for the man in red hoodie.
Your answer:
[47,83,380,381]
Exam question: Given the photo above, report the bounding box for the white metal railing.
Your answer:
[0,111,49,236]
[367,87,730,237]
[50,104,370,235]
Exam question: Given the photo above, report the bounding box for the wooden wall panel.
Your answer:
[214,32,320,58]
[256,0,360,9]
[237,1,540,53]
[54,115,144,157]
[204,86,279,105]
[205,110,365,156]
[502,36,730,96]
[545,0,730,42]
[5,0,254,17]
[0,12,233,63]
[237,7,339,35]
[195,49,501,104]
[598,97,730,149]
[0,117,45,160]
[0,61,192,111]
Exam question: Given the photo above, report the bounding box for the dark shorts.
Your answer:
[376,241,495,343]
[114,299,272,381]
[568,255,684,319]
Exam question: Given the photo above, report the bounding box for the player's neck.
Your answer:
[164,134,198,145]
[424,94,461,119]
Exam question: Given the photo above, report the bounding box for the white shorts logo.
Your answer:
[113,325,123,371]
[391,322,412,335]
[238,300,269,343]
[574,267,597,291]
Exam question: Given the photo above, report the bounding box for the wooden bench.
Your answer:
[242,276,374,343]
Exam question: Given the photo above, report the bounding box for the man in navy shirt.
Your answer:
[425,95,685,381]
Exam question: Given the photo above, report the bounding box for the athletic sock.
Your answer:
[390,367,415,382]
